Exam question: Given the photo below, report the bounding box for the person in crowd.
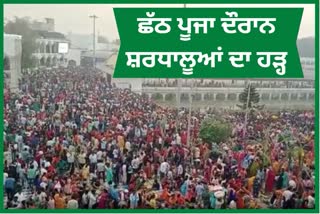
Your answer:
[3,67,315,209]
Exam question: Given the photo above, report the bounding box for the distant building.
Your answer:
[33,31,69,67]
[30,18,70,67]
[4,34,22,92]
[80,41,119,67]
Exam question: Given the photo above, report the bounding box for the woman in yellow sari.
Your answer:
[118,135,125,152]
[81,164,90,180]
[272,159,280,175]
[247,176,256,193]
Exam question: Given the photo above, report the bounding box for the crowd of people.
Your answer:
[3,67,315,209]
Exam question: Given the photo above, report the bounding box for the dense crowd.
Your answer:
[3,67,315,209]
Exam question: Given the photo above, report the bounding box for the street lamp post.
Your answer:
[187,79,194,164]
[89,15,98,70]
[176,3,187,129]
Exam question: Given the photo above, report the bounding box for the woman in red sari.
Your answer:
[265,167,276,193]
[97,189,108,209]
[144,161,152,179]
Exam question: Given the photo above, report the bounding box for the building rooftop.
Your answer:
[35,30,66,39]
[4,34,22,39]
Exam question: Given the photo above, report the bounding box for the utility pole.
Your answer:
[187,79,194,164]
[89,15,98,70]
[176,3,186,130]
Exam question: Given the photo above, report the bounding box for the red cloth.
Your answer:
[144,165,152,179]
[181,131,187,145]
[265,169,275,193]
[97,192,108,209]
[146,132,153,143]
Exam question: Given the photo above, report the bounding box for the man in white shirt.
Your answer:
[81,190,89,209]
[97,160,105,180]
[14,191,26,204]
[32,159,39,170]
[67,152,75,166]
[89,152,97,172]
[67,195,79,209]
[97,150,103,161]
[160,161,170,179]
[39,190,47,208]
[88,190,97,209]
[125,141,131,152]
[131,157,139,172]
[40,165,48,177]
[4,173,8,186]
[176,134,181,145]
[113,148,119,159]
[177,164,184,176]
[282,188,293,202]
[307,193,315,208]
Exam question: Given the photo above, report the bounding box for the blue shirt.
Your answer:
[5,177,15,189]
[110,187,119,201]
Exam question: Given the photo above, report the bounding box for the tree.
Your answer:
[237,84,263,110]
[199,117,232,144]
[5,17,38,68]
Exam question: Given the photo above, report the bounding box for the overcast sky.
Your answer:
[4,4,315,40]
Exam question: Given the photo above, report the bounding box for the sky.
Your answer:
[4,4,315,40]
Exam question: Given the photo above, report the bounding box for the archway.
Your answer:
[261,93,270,101]
[151,93,163,100]
[165,93,176,101]
[299,93,307,101]
[46,57,51,67]
[52,43,56,53]
[46,43,51,53]
[290,94,298,100]
[204,93,214,101]
[281,93,289,101]
[40,42,46,53]
[52,57,58,66]
[227,93,237,101]
[40,57,46,66]
[308,93,314,101]
[193,93,202,101]
[181,93,189,102]
[271,94,280,100]
[216,93,225,101]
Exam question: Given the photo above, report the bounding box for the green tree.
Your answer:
[5,17,38,68]
[237,84,263,110]
[199,117,232,144]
